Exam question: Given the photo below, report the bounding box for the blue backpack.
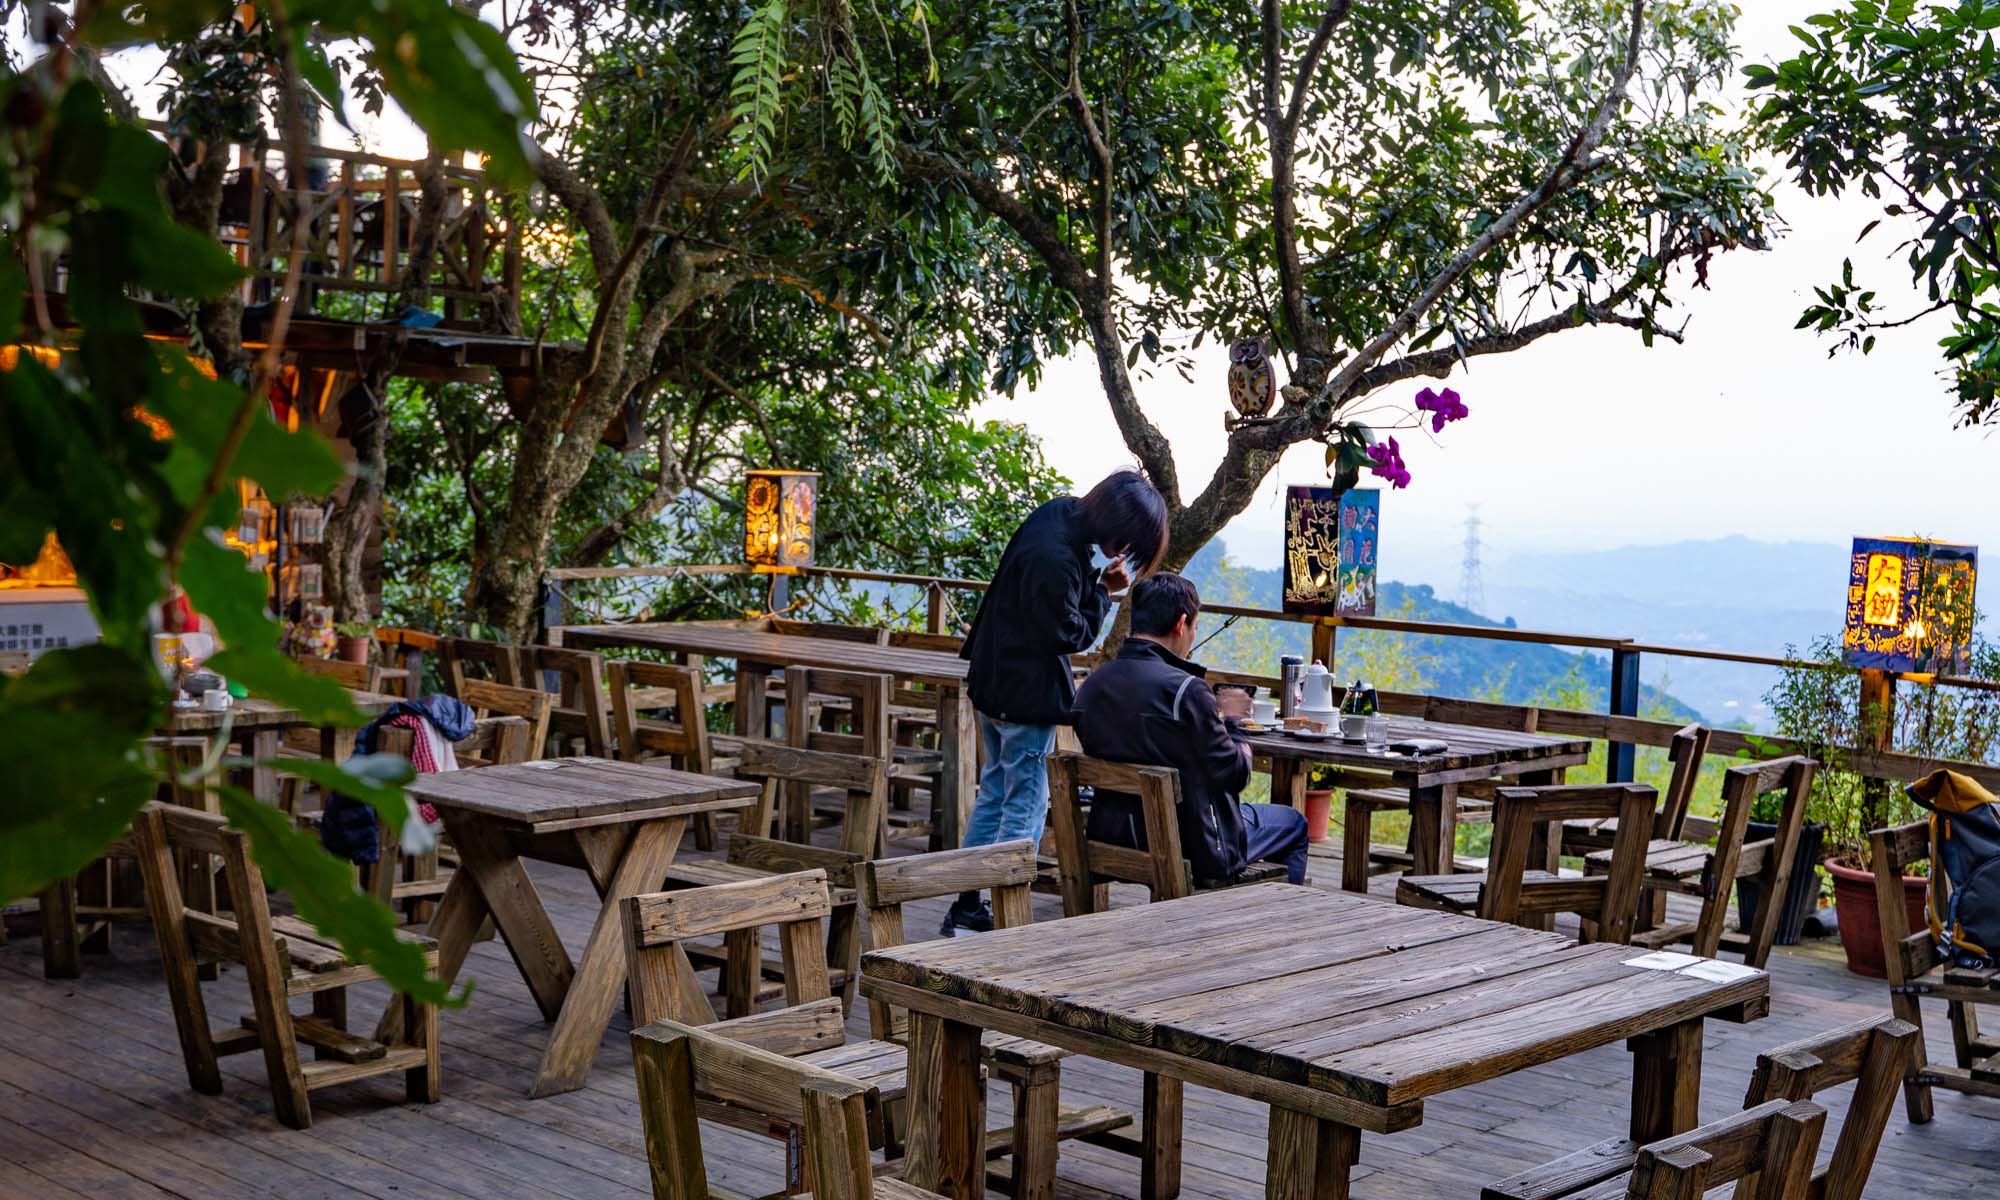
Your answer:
[1908,769,2000,969]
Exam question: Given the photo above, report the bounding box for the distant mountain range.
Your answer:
[1180,541,1703,722]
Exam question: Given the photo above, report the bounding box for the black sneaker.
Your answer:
[940,899,994,937]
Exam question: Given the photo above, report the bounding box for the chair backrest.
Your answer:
[855,841,1039,1041]
[373,626,440,691]
[1709,756,1816,896]
[771,617,888,645]
[622,870,846,1055]
[294,654,382,692]
[519,644,614,756]
[457,678,552,760]
[786,667,892,756]
[738,727,890,857]
[130,802,277,969]
[1047,751,1190,915]
[375,714,533,768]
[630,1018,896,1200]
[1656,724,1714,839]
[608,660,711,770]
[1424,695,1539,733]
[1486,784,1656,943]
[1870,819,1941,987]
[1622,1099,1826,1199]
[440,635,523,695]
[1736,1015,1920,1200]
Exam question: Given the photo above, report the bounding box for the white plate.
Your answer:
[1283,728,1341,741]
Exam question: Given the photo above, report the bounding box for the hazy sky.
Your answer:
[970,2,1996,592]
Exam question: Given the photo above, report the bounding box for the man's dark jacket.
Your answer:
[960,497,1108,726]
[1070,638,1252,884]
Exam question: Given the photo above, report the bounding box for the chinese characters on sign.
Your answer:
[1283,486,1379,616]
[1841,537,1978,674]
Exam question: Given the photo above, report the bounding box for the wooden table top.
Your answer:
[861,885,1766,1112]
[406,756,760,825]
[1241,717,1590,777]
[557,623,969,687]
[163,690,400,732]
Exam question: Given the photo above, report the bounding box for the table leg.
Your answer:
[1269,757,1307,814]
[735,665,773,738]
[935,687,977,851]
[530,815,687,1097]
[1406,781,1459,876]
[446,811,575,1023]
[1266,1107,1360,1200]
[904,1010,986,1200]
[251,729,280,807]
[1143,1072,1184,1200]
[374,856,492,1043]
[39,878,80,980]
[1629,1018,1705,1142]
[576,824,716,1026]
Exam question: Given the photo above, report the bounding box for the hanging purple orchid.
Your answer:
[1366,437,1411,489]
[1414,386,1470,434]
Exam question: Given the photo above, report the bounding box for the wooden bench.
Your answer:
[130,801,440,1129]
[1485,1013,1916,1200]
[1046,751,1288,917]
[1397,784,1655,944]
[1870,816,2000,1120]
[630,1017,943,1200]
[857,842,1136,1200]
[1584,756,1814,970]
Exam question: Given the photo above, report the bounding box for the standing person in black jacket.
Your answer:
[1071,572,1309,886]
[942,469,1169,934]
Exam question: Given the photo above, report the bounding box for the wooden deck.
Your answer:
[4,837,1997,1200]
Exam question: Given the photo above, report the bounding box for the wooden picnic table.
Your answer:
[556,622,978,848]
[379,756,758,1097]
[162,690,400,806]
[1245,717,1591,882]
[862,883,1768,1200]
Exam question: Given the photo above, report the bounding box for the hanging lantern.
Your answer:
[743,469,819,571]
[1841,536,1978,675]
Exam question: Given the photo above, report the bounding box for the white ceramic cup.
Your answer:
[1251,698,1279,724]
[202,689,234,711]
[1339,714,1368,739]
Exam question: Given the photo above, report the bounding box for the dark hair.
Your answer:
[1078,469,1169,575]
[1129,572,1201,637]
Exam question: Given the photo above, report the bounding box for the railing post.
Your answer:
[1607,646,1640,783]
[1311,618,1335,668]
[926,582,947,634]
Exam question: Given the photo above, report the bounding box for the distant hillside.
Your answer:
[1181,541,1702,722]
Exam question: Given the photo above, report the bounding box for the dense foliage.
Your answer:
[1747,0,2000,425]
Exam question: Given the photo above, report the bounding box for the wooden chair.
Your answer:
[129,802,440,1129]
[1046,751,1290,919]
[363,714,535,921]
[1870,817,2000,1121]
[857,842,1137,1199]
[439,635,523,696]
[663,739,886,1013]
[1585,757,1815,969]
[630,1017,942,1200]
[1341,697,1548,890]
[1483,1099,1827,1200]
[772,616,889,645]
[455,677,553,763]
[622,870,932,1191]
[610,659,726,849]
[520,643,614,757]
[1484,1013,1917,1200]
[293,654,383,692]
[1396,784,1656,945]
[1561,724,1714,854]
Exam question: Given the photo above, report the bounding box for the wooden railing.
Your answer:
[540,562,2000,790]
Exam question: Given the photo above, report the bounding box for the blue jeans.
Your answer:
[962,715,1057,850]
[1241,802,1310,885]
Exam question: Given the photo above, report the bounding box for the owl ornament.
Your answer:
[1226,336,1276,423]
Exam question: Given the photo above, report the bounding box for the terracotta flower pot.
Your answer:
[1825,855,1926,979]
[1302,789,1333,843]
[336,635,372,665]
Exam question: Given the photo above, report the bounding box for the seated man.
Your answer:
[1070,572,1309,886]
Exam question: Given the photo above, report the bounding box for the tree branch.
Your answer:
[1063,0,1115,293]
[1284,0,1354,138]
[1349,300,1680,393]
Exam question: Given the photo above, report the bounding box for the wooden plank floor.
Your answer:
[3,834,1997,1200]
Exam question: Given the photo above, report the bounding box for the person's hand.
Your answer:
[1215,687,1252,720]
[1099,556,1132,594]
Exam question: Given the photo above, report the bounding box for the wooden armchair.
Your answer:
[1046,751,1290,918]
[520,643,614,757]
[130,802,440,1129]
[1485,1013,1916,1200]
[1870,818,2000,1121]
[1586,756,1814,969]
[1561,725,1713,854]
[440,635,524,695]
[293,654,383,692]
[621,870,932,1191]
[631,1017,942,1200]
[857,842,1137,1199]
[1397,784,1655,944]
[455,678,552,764]
[1485,1099,1827,1200]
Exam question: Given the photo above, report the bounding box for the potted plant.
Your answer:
[1302,765,1334,843]
[334,620,375,665]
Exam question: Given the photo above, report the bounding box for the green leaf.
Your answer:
[264,754,414,838]
[206,648,367,727]
[216,785,460,1005]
